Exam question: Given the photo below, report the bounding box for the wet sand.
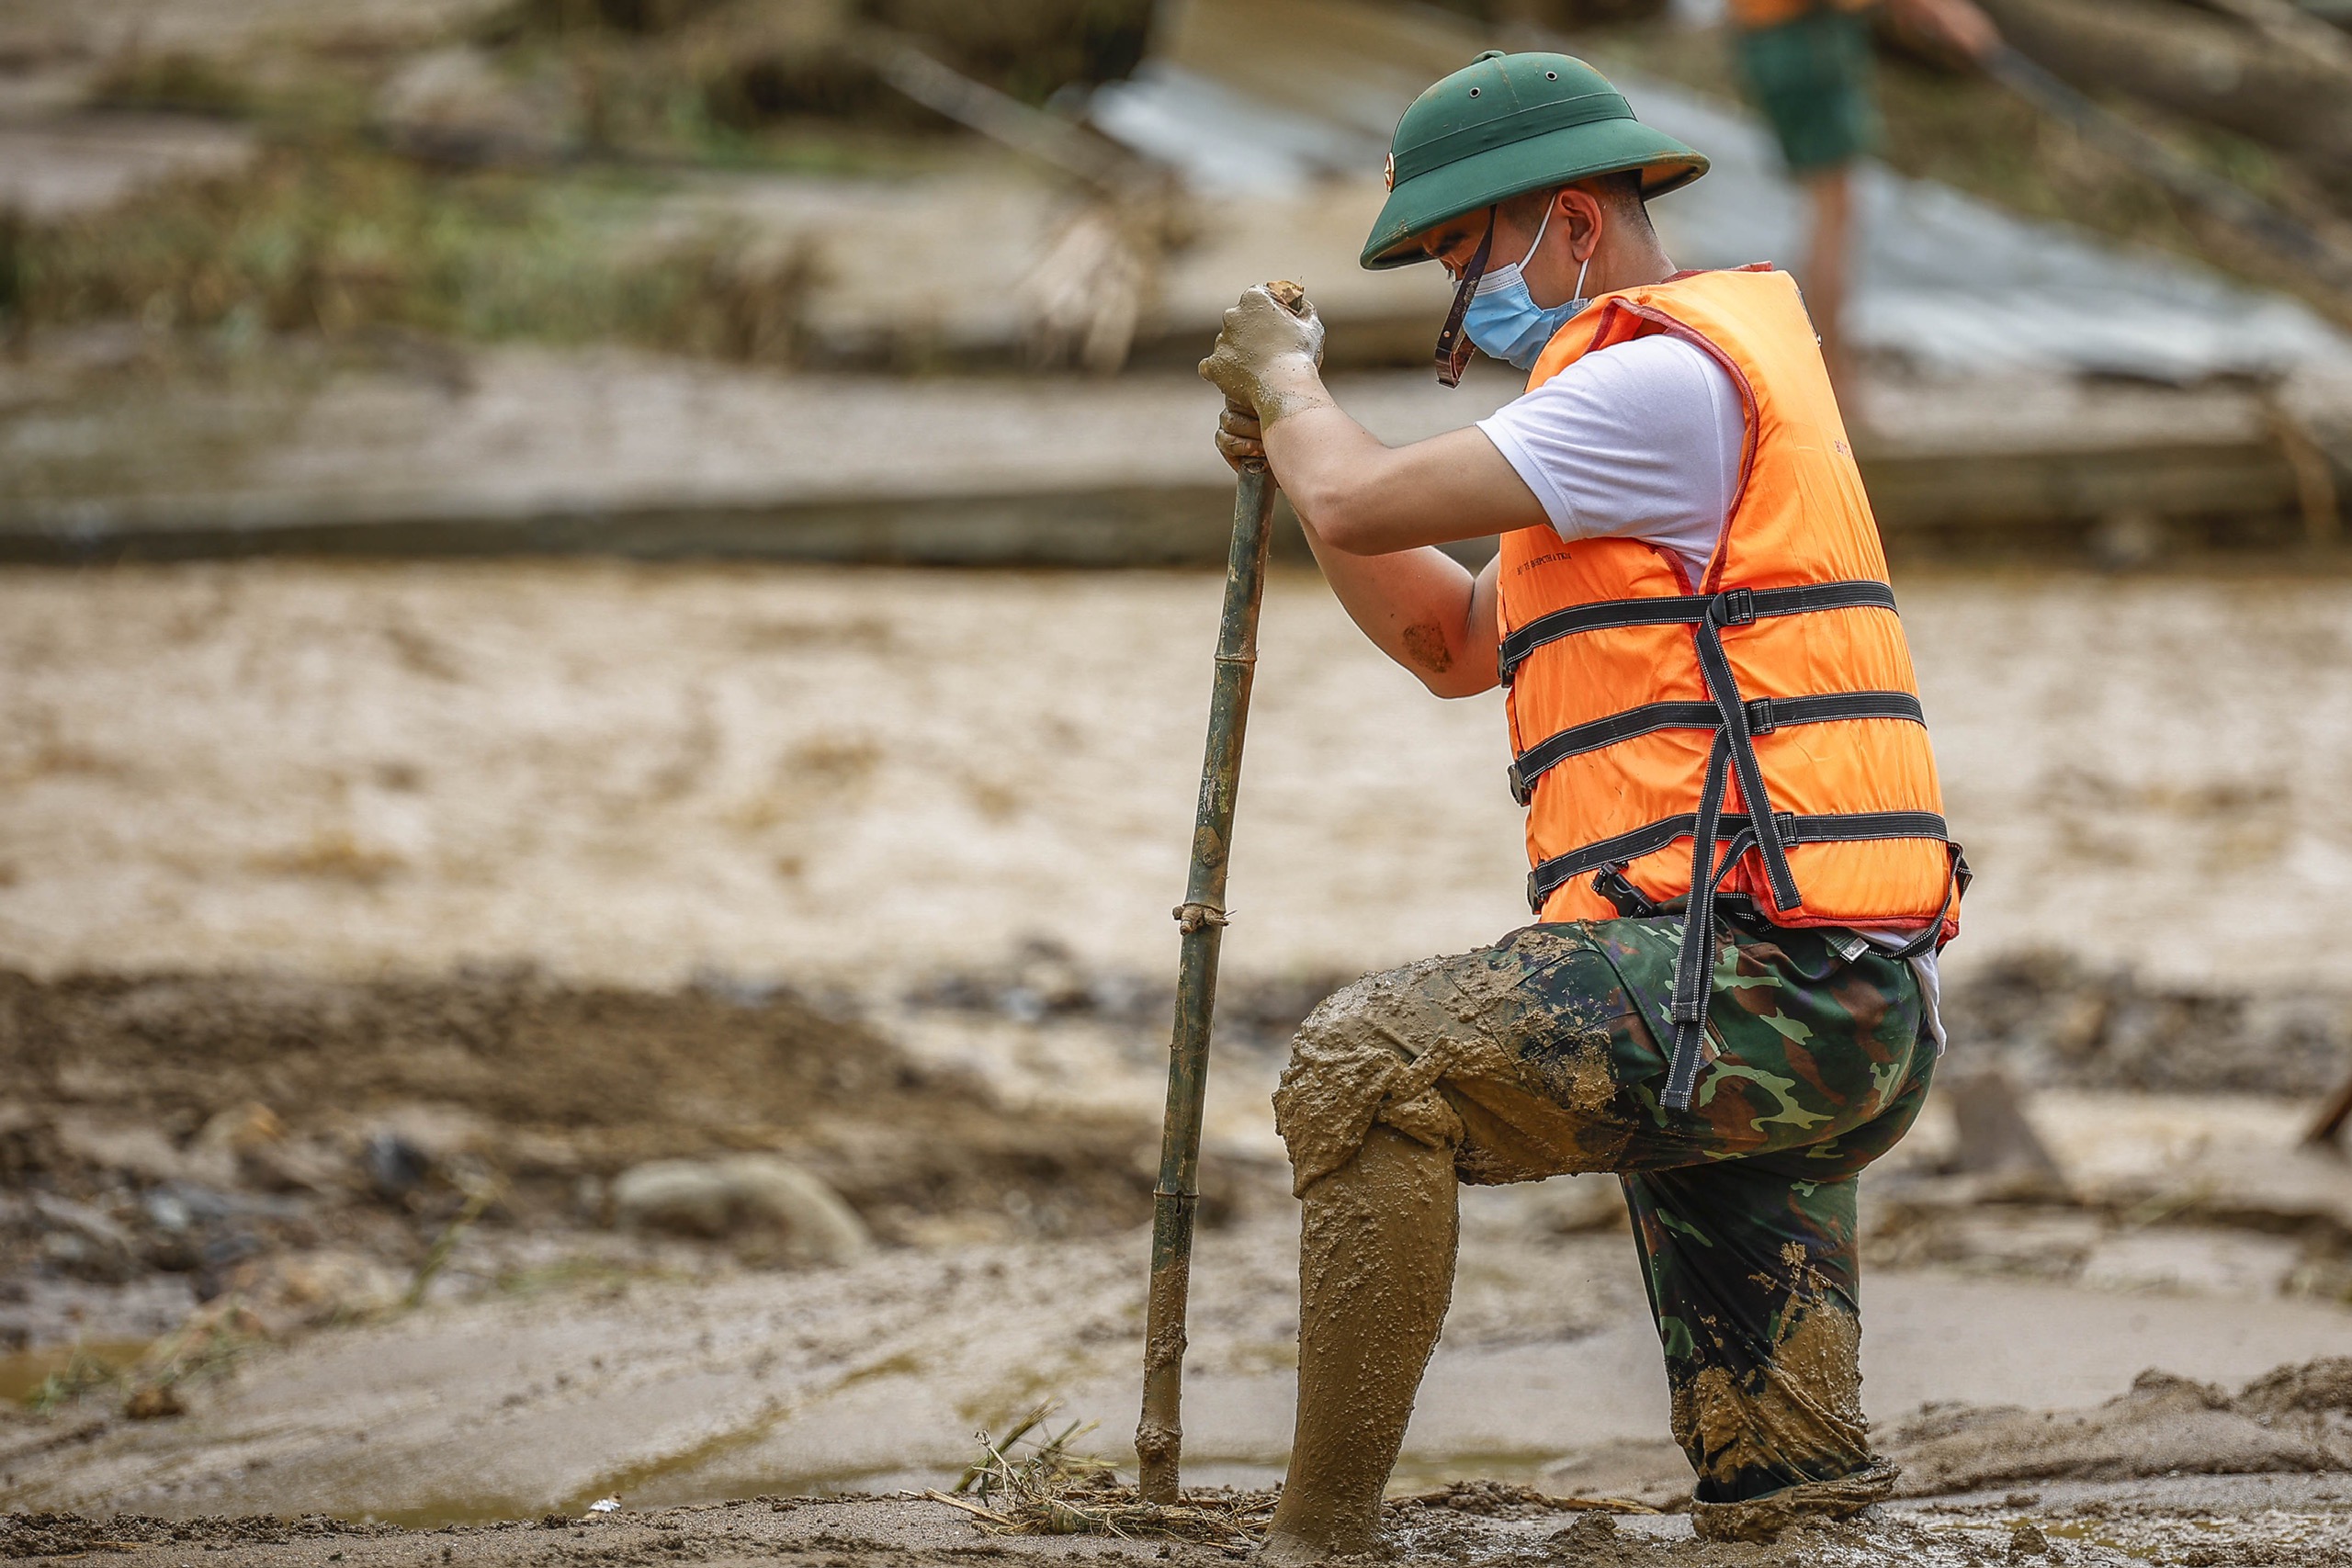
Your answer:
[8,1191,2351,1520]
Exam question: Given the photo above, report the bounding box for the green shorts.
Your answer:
[1733,7,1883,175]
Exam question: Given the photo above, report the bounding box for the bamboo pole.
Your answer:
[1135,449,1280,1505]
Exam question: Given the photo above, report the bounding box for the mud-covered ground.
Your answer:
[9,1478,2352,1568]
[4,562,2351,1562]
[6,961,2352,1558]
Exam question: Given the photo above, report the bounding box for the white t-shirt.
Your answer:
[1475,334,1947,1049]
[1476,333,1742,590]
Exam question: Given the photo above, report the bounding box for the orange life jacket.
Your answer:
[1496,265,1962,1106]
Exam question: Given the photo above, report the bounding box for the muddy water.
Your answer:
[4,563,2347,1000]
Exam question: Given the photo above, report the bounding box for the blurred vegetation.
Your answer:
[17,146,815,363]
[482,0,1153,130]
[5,0,1170,360]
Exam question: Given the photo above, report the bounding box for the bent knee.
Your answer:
[1275,960,1475,1195]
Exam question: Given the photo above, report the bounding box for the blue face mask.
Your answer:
[1462,204,1591,370]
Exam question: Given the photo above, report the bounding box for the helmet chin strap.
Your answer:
[1433,209,1498,389]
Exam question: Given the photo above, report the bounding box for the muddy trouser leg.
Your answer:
[1269,919,1936,1551]
[1262,1124,1458,1561]
[1629,1005,1936,1540]
[1624,1160,1873,1529]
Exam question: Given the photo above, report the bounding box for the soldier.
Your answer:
[1200,51,1964,1560]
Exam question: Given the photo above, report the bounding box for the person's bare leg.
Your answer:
[1803,164,1857,416]
[1261,1125,1460,1564]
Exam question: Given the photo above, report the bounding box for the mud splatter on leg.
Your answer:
[1626,1160,1883,1512]
[1265,1125,1460,1563]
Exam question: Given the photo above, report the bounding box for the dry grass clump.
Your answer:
[21,1305,268,1416]
[932,1404,1272,1554]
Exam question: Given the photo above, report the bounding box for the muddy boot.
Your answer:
[1689,1458,1900,1542]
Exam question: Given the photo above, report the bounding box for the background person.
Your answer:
[1725,0,2002,404]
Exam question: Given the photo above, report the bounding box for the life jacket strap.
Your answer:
[1524,807,1954,912]
[1497,578,1898,688]
[1506,690,1926,806]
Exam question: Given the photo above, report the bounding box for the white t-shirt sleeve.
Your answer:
[1475,333,1746,589]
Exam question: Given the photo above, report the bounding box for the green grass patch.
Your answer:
[17,141,815,361]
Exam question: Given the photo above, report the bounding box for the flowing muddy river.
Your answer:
[2,561,2350,994]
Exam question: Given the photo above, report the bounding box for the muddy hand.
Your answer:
[1216,400,1265,474]
[1198,284,1328,427]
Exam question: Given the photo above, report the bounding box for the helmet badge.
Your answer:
[1383,151,1396,191]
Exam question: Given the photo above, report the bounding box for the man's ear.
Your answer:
[1556,186,1607,261]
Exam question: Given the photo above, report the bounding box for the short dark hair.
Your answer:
[1503,171,1654,234]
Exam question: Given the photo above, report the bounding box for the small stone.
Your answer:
[609,1156,868,1265]
[123,1382,185,1419]
[2008,1519,2049,1557]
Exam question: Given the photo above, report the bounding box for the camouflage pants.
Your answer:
[1271,915,1935,1524]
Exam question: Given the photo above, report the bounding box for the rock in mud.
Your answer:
[17,1193,140,1283]
[360,1132,434,1200]
[611,1155,870,1265]
[1941,1067,2064,1190]
[122,1382,185,1419]
[225,1248,405,1334]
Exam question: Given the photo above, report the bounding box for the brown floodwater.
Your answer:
[2,561,2347,1000]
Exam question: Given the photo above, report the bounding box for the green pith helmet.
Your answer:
[1361,50,1708,270]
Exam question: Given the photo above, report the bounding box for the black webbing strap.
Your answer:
[1524,807,1953,911]
[1497,579,1896,689]
[1507,691,1925,806]
[1877,844,1973,963]
[1507,578,1933,1112]
[1662,735,1737,1110]
[1691,592,1800,911]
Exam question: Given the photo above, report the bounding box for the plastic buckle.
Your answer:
[1507,761,1533,807]
[1771,809,1799,845]
[1525,869,1544,912]
[1498,648,1517,689]
[1745,696,1776,735]
[1716,587,1757,626]
[1592,863,1663,919]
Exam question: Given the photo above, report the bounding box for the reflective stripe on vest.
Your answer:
[1497,265,1962,1111]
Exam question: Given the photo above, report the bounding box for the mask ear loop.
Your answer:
[1433,208,1497,389]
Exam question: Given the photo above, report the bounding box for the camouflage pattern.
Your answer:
[1272,913,1935,1514]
